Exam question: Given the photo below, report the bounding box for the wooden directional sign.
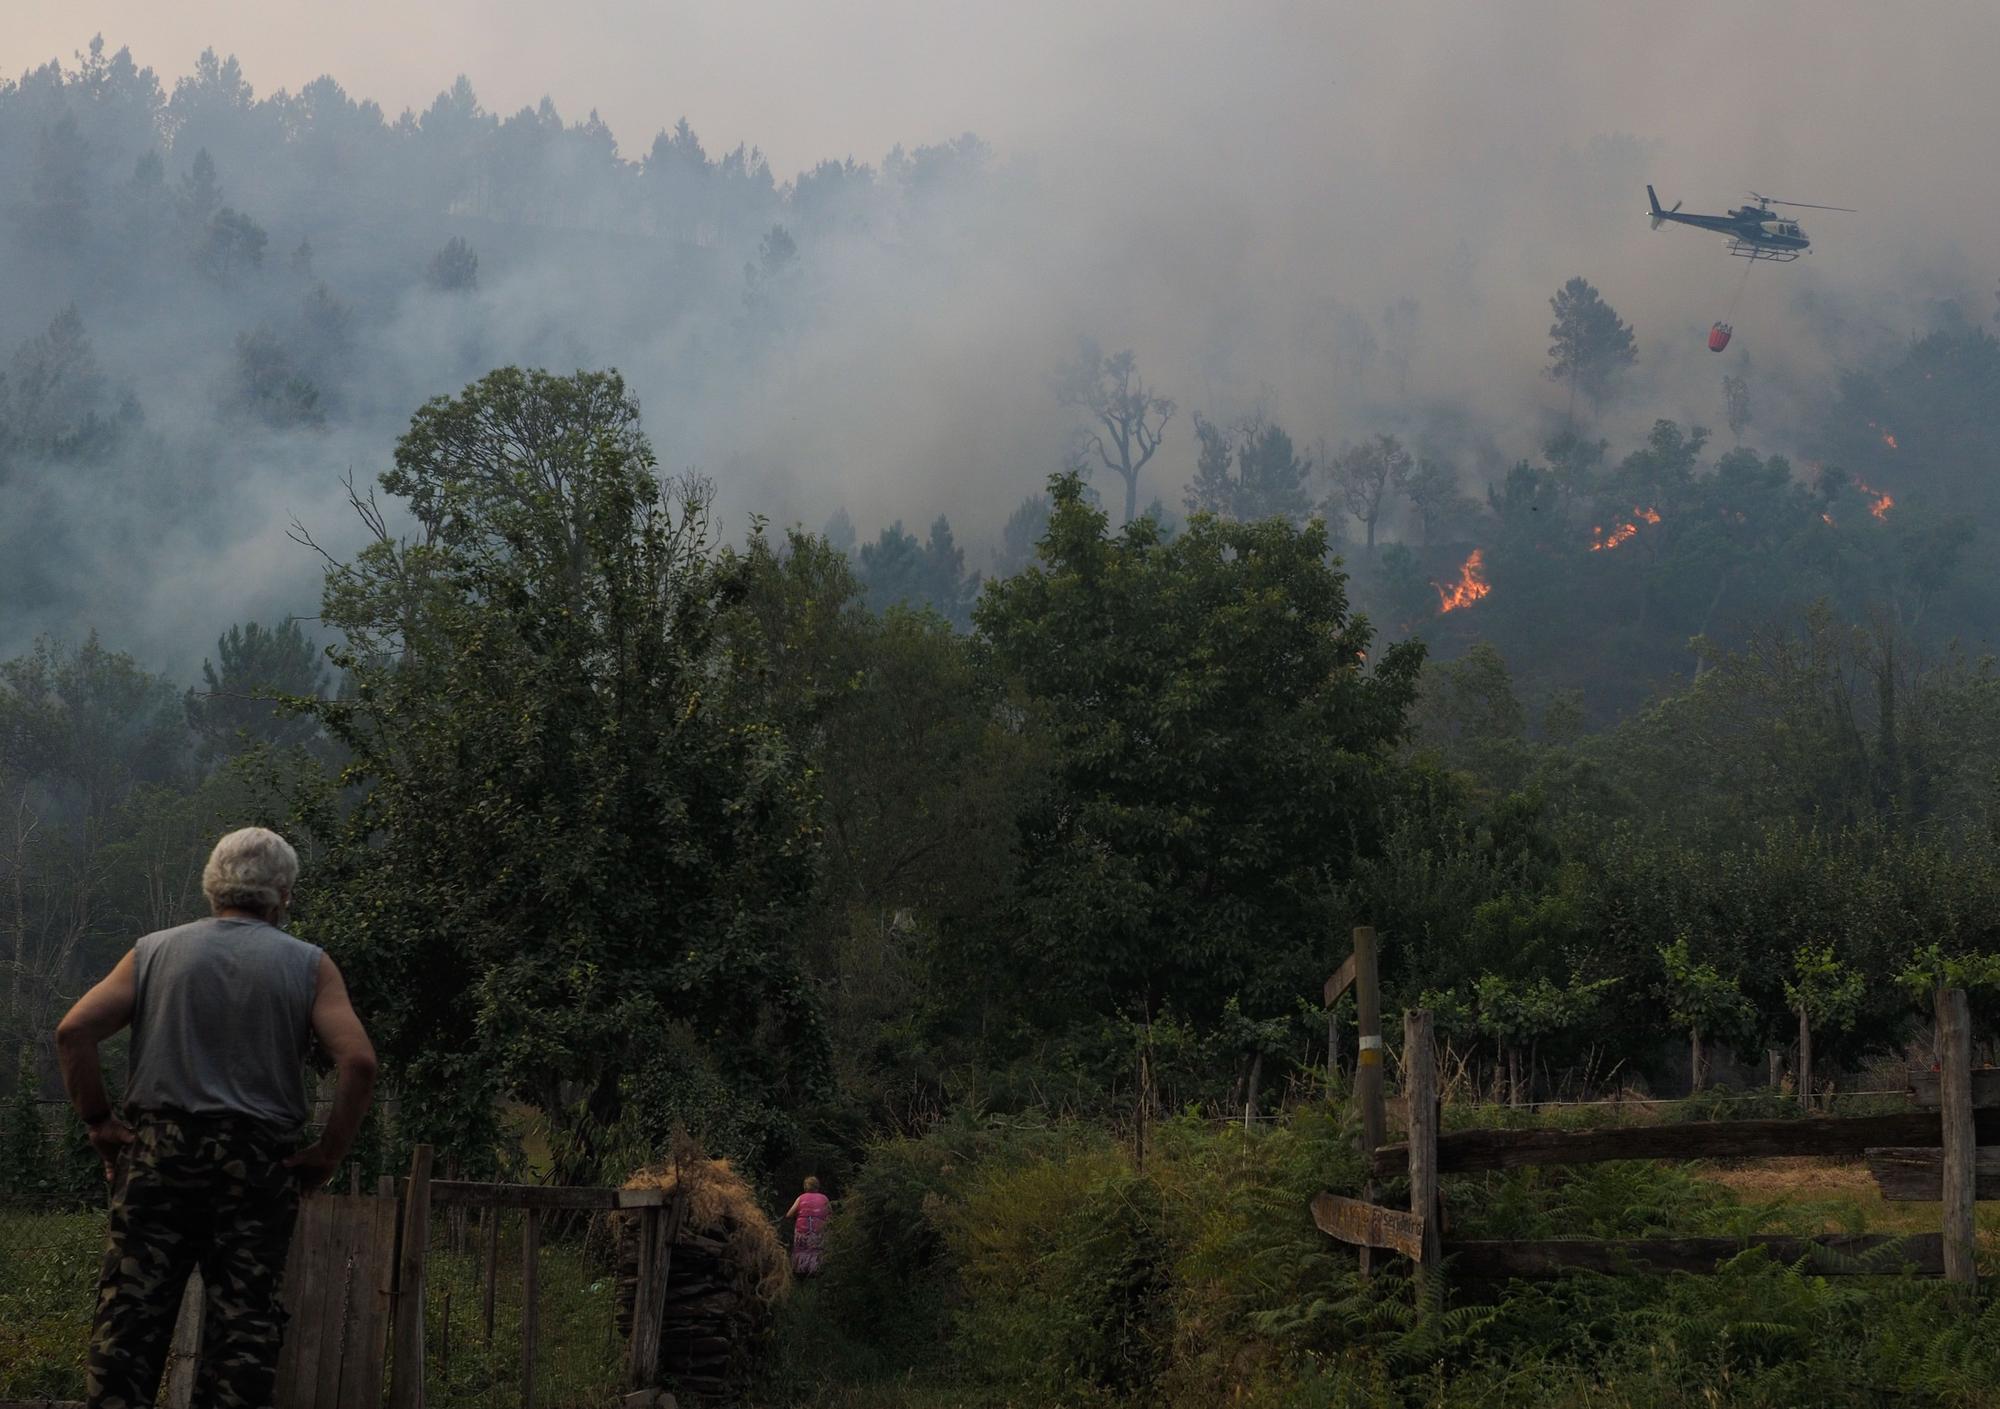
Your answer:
[1311,1192,1426,1262]
[1866,1146,2000,1202]
[1323,953,1357,1007]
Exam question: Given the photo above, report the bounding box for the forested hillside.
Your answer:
[6,30,2000,1405]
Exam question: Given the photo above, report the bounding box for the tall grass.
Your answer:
[753,1111,2000,1408]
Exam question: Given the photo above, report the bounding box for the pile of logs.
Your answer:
[613,1151,790,1403]
[615,1225,759,1399]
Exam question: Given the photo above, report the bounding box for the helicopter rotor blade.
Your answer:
[1748,191,1856,212]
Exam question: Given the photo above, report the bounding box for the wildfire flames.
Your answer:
[1433,549,1490,613]
[1866,420,1900,451]
[1589,506,1662,552]
[1853,476,1894,520]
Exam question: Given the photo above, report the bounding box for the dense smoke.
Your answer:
[3,4,1998,672]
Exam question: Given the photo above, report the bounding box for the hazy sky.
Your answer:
[10,1,2000,667]
[15,1,2000,204]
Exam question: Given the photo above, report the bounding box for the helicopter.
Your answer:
[1646,185,1853,262]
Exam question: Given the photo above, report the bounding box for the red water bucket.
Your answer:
[1708,322,1732,352]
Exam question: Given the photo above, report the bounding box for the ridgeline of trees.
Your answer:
[8,345,2000,1192]
[4,36,2000,1197]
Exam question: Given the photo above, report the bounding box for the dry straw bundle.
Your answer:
[614,1143,791,1399]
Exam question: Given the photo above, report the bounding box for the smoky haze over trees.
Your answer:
[4,8,1997,676]
[7,11,2000,1240]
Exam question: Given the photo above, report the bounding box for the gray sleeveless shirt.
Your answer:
[125,916,323,1130]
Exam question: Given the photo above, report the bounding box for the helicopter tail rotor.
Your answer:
[1647,184,1682,230]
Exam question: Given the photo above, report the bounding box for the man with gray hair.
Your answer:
[56,826,377,1409]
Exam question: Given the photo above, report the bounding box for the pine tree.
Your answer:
[1547,276,1637,416]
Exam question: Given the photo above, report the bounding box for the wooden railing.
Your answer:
[1315,981,1991,1313]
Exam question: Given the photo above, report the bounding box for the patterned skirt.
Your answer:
[792,1217,825,1275]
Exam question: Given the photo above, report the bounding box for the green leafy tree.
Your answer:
[1183,414,1314,525]
[2,1051,48,1194]
[1784,943,1863,1109]
[1659,935,1752,1091]
[27,110,91,245]
[184,620,330,765]
[1472,971,1616,1105]
[1547,276,1637,415]
[289,367,830,1176]
[1393,457,1461,546]
[201,207,267,277]
[1723,370,1753,441]
[426,235,479,291]
[973,472,1423,1033]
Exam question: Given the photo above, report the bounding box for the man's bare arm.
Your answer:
[55,951,138,1175]
[285,954,378,1187]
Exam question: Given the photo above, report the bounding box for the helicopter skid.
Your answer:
[1725,240,1802,262]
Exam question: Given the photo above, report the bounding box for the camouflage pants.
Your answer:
[89,1111,301,1409]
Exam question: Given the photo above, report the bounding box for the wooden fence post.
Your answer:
[1937,986,1977,1294]
[1406,1009,1442,1316]
[1797,1004,1813,1112]
[521,1211,541,1409]
[626,1206,665,1388]
[389,1144,434,1409]
[159,1269,205,1409]
[1353,926,1383,1280]
[480,1209,500,1342]
[1354,927,1384,1153]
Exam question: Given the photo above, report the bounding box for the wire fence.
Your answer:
[0,1189,103,1401]
[420,1202,626,1409]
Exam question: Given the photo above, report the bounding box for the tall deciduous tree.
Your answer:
[290,367,829,1174]
[1053,341,1175,526]
[1547,276,1637,415]
[1330,434,1411,552]
[1659,934,1751,1091]
[974,472,1423,1030]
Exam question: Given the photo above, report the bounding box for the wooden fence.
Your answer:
[1,1146,684,1409]
[1313,930,1990,1313]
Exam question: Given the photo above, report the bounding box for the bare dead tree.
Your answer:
[1053,342,1175,525]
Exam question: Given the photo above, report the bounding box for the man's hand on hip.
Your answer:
[283,1142,342,1190]
[87,1117,134,1180]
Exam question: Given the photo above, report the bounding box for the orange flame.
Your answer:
[1433,549,1490,613]
[1589,506,1660,551]
[1882,432,1898,450]
[1853,476,1893,520]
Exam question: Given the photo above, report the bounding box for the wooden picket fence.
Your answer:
[1,1146,684,1409]
[1314,928,1989,1312]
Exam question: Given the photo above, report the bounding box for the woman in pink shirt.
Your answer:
[784,1176,830,1276]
